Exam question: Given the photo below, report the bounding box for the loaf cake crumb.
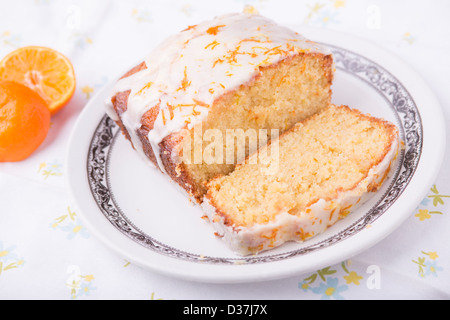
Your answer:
[202,105,399,255]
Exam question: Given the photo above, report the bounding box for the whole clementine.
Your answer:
[0,81,51,162]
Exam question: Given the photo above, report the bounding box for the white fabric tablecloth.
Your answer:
[1,0,449,300]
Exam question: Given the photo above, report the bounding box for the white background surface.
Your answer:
[0,0,449,300]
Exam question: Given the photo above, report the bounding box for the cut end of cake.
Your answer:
[203,104,399,255]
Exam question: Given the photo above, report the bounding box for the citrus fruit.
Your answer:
[0,46,76,115]
[0,81,51,162]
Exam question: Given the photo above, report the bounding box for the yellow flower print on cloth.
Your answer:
[38,161,63,180]
[81,76,109,100]
[298,261,365,300]
[68,32,93,50]
[428,184,450,207]
[415,185,448,221]
[402,32,417,45]
[0,241,25,277]
[81,85,94,100]
[66,265,96,299]
[412,251,443,278]
[131,8,152,23]
[343,271,363,285]
[303,0,346,26]
[1,31,22,48]
[415,209,442,221]
[50,207,89,240]
[150,292,165,300]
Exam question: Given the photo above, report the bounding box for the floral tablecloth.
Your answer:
[1,0,449,300]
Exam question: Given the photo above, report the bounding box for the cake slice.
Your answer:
[202,105,399,255]
[106,12,333,203]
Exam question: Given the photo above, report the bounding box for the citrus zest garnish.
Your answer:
[182,24,197,32]
[161,109,167,125]
[213,58,224,68]
[206,25,225,36]
[205,40,220,50]
[192,98,209,108]
[136,82,153,95]
[177,66,191,92]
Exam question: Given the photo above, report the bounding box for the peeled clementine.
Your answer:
[0,46,76,115]
[0,81,51,162]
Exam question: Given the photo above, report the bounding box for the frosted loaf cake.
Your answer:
[105,12,334,202]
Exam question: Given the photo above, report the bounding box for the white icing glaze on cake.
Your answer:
[201,130,400,256]
[107,12,331,172]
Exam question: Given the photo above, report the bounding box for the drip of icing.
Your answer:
[108,12,331,172]
[104,99,119,121]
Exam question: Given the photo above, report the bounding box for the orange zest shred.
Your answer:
[182,24,198,32]
[163,99,213,123]
[238,36,272,45]
[205,40,220,50]
[212,58,224,68]
[261,228,279,240]
[251,45,270,52]
[296,228,313,241]
[173,103,196,109]
[329,208,337,221]
[286,43,296,52]
[177,66,191,92]
[300,62,307,73]
[192,98,209,108]
[136,82,153,95]
[257,57,271,67]
[224,45,241,64]
[206,25,225,36]
[264,45,288,56]
[192,108,200,117]
[161,109,167,125]
[166,103,175,120]
[277,74,289,87]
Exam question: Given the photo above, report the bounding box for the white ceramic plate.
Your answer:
[66,26,445,284]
